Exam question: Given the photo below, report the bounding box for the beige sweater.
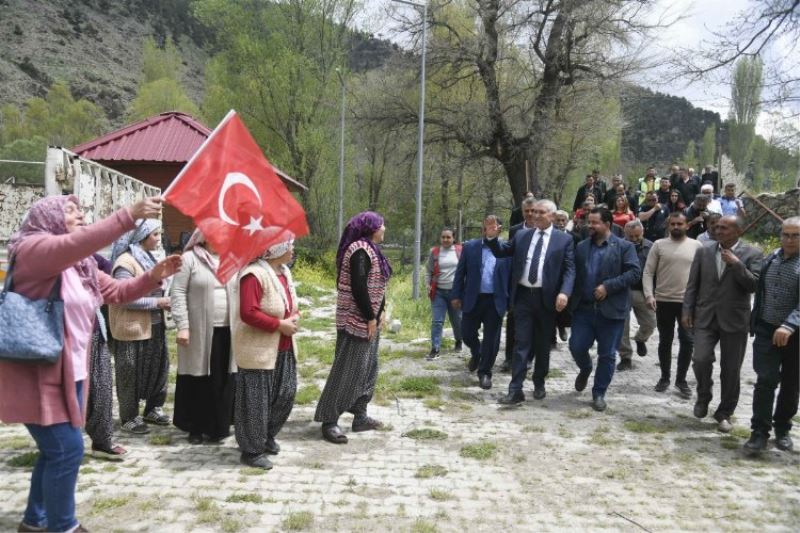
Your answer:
[232,261,297,370]
[109,253,152,341]
[643,237,704,302]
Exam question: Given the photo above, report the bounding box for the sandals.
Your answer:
[321,424,348,444]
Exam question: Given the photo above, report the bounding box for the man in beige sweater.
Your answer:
[643,212,704,398]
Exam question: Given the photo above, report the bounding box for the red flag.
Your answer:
[164,110,308,283]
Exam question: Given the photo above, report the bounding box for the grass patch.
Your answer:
[415,464,448,478]
[384,270,430,341]
[240,467,269,476]
[588,426,613,446]
[295,384,321,405]
[298,363,322,379]
[720,436,741,450]
[221,517,244,533]
[460,441,497,460]
[730,426,751,439]
[194,495,221,523]
[296,337,334,365]
[90,496,128,515]
[226,493,263,504]
[7,451,38,468]
[283,511,314,531]
[566,409,592,419]
[428,488,455,501]
[300,315,333,332]
[548,368,566,378]
[623,419,672,434]
[149,434,172,446]
[0,436,33,450]
[410,518,438,533]
[423,397,445,410]
[404,428,448,440]
[398,376,440,397]
[523,425,545,433]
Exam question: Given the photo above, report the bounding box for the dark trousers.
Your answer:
[509,287,555,393]
[504,309,515,364]
[569,307,626,398]
[692,319,748,420]
[461,294,503,378]
[751,321,799,438]
[656,301,693,382]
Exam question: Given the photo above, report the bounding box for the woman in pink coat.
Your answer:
[0,195,181,533]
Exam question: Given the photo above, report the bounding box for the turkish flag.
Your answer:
[164,110,308,283]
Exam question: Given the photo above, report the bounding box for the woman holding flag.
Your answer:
[315,211,391,444]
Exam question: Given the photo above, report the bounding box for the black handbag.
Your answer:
[0,256,65,364]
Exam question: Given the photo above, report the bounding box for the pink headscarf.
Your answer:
[8,195,102,303]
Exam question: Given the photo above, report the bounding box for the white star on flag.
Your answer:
[243,215,265,235]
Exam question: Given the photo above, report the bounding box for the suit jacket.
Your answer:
[682,241,763,333]
[486,226,575,310]
[451,238,511,316]
[571,233,641,320]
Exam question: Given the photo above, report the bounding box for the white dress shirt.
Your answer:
[716,240,741,278]
[519,225,552,288]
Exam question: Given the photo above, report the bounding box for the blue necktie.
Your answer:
[528,230,545,285]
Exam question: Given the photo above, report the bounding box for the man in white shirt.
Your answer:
[701,184,722,214]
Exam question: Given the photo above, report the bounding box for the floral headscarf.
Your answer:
[8,195,102,303]
[110,219,161,271]
[262,238,294,260]
[336,211,392,280]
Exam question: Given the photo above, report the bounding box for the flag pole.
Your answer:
[163,109,238,198]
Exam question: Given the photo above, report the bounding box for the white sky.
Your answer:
[357,0,797,140]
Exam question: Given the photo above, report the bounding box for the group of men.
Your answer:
[432,170,798,456]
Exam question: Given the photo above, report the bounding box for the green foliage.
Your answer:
[403,428,448,440]
[282,511,314,531]
[0,136,47,184]
[683,139,697,170]
[415,464,448,478]
[7,451,38,468]
[700,124,717,167]
[459,441,498,460]
[397,376,440,397]
[294,384,321,405]
[225,493,263,504]
[728,57,763,174]
[141,37,184,84]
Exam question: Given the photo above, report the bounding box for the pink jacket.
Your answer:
[0,208,159,428]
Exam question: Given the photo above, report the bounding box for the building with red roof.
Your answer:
[72,111,305,248]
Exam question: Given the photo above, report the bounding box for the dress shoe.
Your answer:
[454,340,463,352]
[717,419,733,433]
[575,369,591,392]
[654,378,669,392]
[743,433,768,455]
[616,360,632,371]
[591,395,607,412]
[775,434,794,452]
[352,416,383,432]
[479,375,492,390]
[498,391,525,405]
[240,452,273,470]
[533,384,546,400]
[17,522,47,532]
[558,326,568,342]
[693,402,708,419]
[265,437,280,455]
[468,354,479,372]
[500,360,511,373]
[675,381,692,399]
[322,424,348,444]
[636,340,647,357]
[426,348,440,361]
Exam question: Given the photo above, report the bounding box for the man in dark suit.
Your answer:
[570,207,641,411]
[682,216,763,433]
[486,199,576,404]
[451,215,512,390]
[573,175,603,212]
[701,165,719,193]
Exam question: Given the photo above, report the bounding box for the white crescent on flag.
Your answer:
[218,172,263,226]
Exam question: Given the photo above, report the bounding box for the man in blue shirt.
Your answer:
[451,215,512,390]
[570,207,641,411]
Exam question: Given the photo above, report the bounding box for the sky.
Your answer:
[357,0,796,138]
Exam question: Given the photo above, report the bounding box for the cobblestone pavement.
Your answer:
[1,303,798,532]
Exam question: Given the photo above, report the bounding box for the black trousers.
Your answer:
[751,321,799,438]
[656,301,693,382]
[461,294,503,378]
[509,287,555,392]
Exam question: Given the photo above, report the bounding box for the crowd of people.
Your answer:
[0,163,796,532]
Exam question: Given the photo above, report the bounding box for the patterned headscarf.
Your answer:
[262,238,295,260]
[183,229,219,272]
[336,211,392,280]
[8,195,102,303]
[110,219,161,271]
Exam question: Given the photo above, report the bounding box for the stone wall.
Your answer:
[741,188,800,241]
[0,183,44,243]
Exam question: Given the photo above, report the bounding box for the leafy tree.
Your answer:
[728,56,763,174]
[683,140,697,171]
[700,123,716,168]
[0,136,48,184]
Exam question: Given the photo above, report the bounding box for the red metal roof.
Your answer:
[72,111,211,163]
[72,111,306,192]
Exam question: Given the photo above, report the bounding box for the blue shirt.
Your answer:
[719,196,741,216]
[582,238,609,304]
[480,244,496,294]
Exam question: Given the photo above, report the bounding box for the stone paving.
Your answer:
[1,298,799,532]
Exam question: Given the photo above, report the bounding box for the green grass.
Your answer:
[588,426,614,446]
[295,384,321,405]
[623,419,673,434]
[300,315,333,332]
[221,517,244,533]
[90,496,128,515]
[384,270,430,341]
[7,451,38,468]
[397,376,440,397]
[149,434,172,445]
[282,511,314,531]
[415,464,448,478]
[423,397,445,410]
[296,336,334,365]
[548,368,566,378]
[410,518,438,533]
[720,436,741,450]
[428,488,455,501]
[566,409,592,419]
[730,426,751,439]
[298,363,322,379]
[240,467,269,476]
[404,428,448,440]
[460,441,497,460]
[0,436,34,450]
[225,493,263,504]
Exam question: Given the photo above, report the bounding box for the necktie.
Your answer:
[528,230,545,285]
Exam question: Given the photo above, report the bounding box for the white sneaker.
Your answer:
[718,419,733,433]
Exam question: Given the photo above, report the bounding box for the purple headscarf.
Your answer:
[336,211,392,280]
[8,195,102,303]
